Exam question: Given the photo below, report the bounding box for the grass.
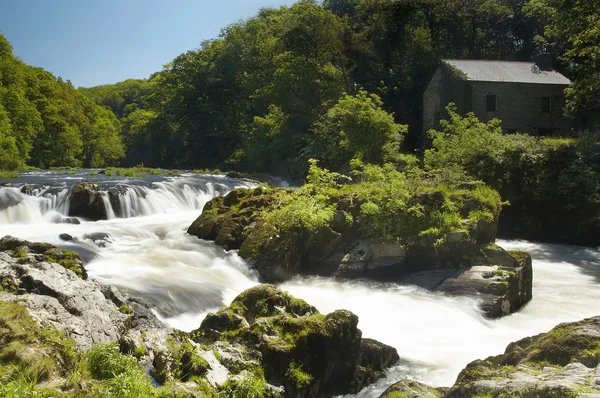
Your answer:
[104,166,182,177]
[0,170,19,179]
[286,361,312,389]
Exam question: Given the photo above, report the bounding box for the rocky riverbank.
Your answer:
[0,236,398,397]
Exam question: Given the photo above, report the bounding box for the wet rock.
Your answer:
[68,182,119,221]
[83,232,113,247]
[50,214,82,224]
[59,233,74,241]
[191,284,397,398]
[359,338,400,372]
[379,379,444,398]
[435,245,532,318]
[446,316,600,397]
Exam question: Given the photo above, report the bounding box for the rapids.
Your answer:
[1,170,599,396]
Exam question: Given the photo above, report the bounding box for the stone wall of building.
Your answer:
[469,81,572,135]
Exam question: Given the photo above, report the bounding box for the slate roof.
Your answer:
[442,59,571,85]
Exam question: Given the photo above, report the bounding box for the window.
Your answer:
[486,95,496,111]
[542,97,551,113]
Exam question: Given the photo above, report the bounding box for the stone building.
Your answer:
[423,56,575,135]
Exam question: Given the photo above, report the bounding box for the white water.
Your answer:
[1,174,599,396]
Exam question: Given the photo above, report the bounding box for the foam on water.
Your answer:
[1,172,599,396]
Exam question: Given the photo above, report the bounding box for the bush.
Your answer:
[425,104,600,244]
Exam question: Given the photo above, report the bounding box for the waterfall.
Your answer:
[0,175,253,224]
[114,181,224,218]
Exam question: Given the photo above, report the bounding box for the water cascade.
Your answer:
[1,171,599,397]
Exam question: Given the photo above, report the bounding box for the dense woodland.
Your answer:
[1,0,597,177]
[0,0,599,244]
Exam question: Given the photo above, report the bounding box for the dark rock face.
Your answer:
[68,182,119,221]
[445,316,600,397]
[191,284,399,398]
[188,188,533,318]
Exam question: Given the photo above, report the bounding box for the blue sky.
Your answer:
[0,0,297,88]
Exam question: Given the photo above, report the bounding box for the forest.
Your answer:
[1,0,596,179]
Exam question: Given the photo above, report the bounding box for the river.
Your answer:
[1,170,599,397]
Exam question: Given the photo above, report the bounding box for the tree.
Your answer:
[309,90,406,170]
[525,0,600,115]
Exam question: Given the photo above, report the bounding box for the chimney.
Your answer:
[533,53,553,71]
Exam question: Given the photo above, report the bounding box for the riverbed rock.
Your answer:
[433,245,533,318]
[446,316,600,397]
[0,236,125,349]
[188,188,532,318]
[379,379,444,398]
[190,284,399,398]
[68,182,119,221]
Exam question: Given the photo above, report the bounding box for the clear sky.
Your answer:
[0,0,297,88]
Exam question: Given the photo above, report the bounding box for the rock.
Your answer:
[446,316,600,397]
[0,235,87,279]
[83,232,113,247]
[188,187,279,251]
[188,188,530,318]
[59,233,74,241]
[359,338,400,372]
[50,215,81,225]
[379,379,444,398]
[435,245,533,318]
[0,237,125,349]
[191,284,398,397]
[68,182,119,221]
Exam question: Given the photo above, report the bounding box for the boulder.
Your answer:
[68,182,119,221]
[446,316,600,397]
[191,284,399,398]
[379,380,444,398]
[0,236,125,349]
[435,245,533,318]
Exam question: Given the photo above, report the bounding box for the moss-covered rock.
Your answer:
[0,235,87,279]
[446,316,600,397]
[187,181,531,317]
[191,284,399,397]
[187,187,281,250]
[379,379,444,398]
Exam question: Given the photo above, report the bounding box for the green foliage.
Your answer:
[0,33,125,170]
[525,0,600,115]
[104,166,181,177]
[86,342,139,381]
[257,157,500,249]
[218,370,271,398]
[285,361,313,389]
[0,170,19,178]
[119,304,133,314]
[309,90,406,170]
[264,160,338,232]
[425,105,600,244]
[72,0,550,174]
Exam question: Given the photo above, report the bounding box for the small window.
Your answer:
[582,115,589,125]
[542,97,551,113]
[486,95,497,111]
